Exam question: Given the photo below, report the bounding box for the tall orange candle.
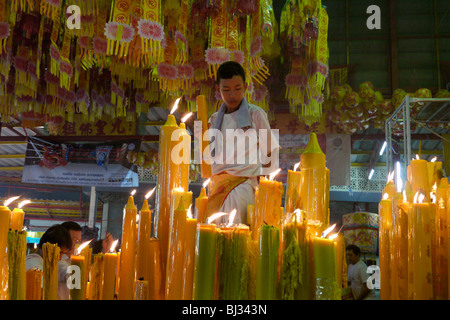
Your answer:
[378,193,392,300]
[436,177,448,300]
[178,122,191,191]
[42,242,60,300]
[155,113,181,286]
[147,238,164,300]
[182,207,197,300]
[195,187,209,224]
[165,198,187,299]
[299,133,329,234]
[396,192,410,300]
[26,268,43,300]
[410,156,430,201]
[136,199,152,282]
[10,208,25,231]
[285,162,301,213]
[70,254,85,300]
[252,171,284,241]
[411,192,433,300]
[196,94,212,178]
[118,195,137,300]
[102,241,118,300]
[0,204,11,293]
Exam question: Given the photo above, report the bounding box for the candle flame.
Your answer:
[322,224,336,238]
[18,199,31,209]
[226,209,237,227]
[187,205,193,219]
[430,156,437,163]
[76,240,92,255]
[328,233,338,241]
[170,97,182,114]
[145,187,156,199]
[181,112,193,123]
[292,208,302,222]
[432,182,437,193]
[430,193,436,203]
[173,187,185,192]
[293,162,300,172]
[383,193,389,200]
[130,189,137,196]
[387,170,395,182]
[202,178,211,189]
[415,154,420,160]
[413,191,425,204]
[136,214,140,223]
[403,190,407,203]
[110,239,119,253]
[207,212,227,225]
[269,168,281,181]
[4,196,20,207]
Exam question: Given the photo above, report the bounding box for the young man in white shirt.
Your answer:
[346,244,377,300]
[205,61,279,224]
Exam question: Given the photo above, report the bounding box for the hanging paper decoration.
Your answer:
[105,0,135,59]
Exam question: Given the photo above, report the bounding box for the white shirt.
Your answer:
[347,259,377,300]
[208,103,279,177]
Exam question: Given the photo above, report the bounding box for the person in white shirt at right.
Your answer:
[346,244,377,300]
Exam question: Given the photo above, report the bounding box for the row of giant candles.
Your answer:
[0,96,347,300]
[379,155,449,300]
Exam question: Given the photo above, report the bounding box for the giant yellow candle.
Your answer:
[8,230,27,300]
[436,177,448,300]
[411,192,433,300]
[285,163,301,213]
[299,133,329,234]
[155,113,180,285]
[10,208,25,231]
[134,280,149,300]
[118,195,137,300]
[90,254,104,300]
[256,225,279,300]
[427,158,442,191]
[166,198,187,299]
[396,193,410,300]
[253,174,284,241]
[378,193,392,300]
[410,156,430,201]
[42,242,60,300]
[102,252,117,300]
[70,255,85,300]
[195,188,209,224]
[194,223,218,300]
[0,205,11,294]
[147,238,164,300]
[26,268,43,300]
[313,235,339,300]
[178,122,191,191]
[196,94,212,178]
[182,210,197,300]
[136,199,152,282]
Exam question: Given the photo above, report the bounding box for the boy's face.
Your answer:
[216,75,247,113]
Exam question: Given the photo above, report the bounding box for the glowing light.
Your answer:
[269,168,281,181]
[226,209,237,227]
[430,157,437,163]
[109,240,119,253]
[130,189,137,196]
[202,178,211,189]
[207,212,228,225]
[379,141,387,156]
[187,205,193,219]
[293,162,300,172]
[322,224,336,238]
[368,169,375,180]
[181,112,193,123]
[170,97,182,114]
[18,200,31,209]
[4,196,20,207]
[76,240,92,255]
[383,193,389,200]
[145,187,156,200]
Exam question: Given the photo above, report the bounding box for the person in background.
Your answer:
[25,224,73,271]
[346,244,377,300]
[205,61,279,225]
[59,221,82,300]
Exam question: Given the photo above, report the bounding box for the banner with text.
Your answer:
[22,137,140,187]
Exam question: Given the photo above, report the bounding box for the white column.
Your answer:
[88,186,96,228]
[101,201,109,239]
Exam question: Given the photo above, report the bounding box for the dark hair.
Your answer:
[61,221,82,232]
[216,61,246,84]
[38,224,73,250]
[346,244,361,256]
